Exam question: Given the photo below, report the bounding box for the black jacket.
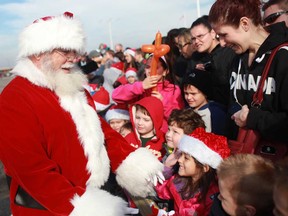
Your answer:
[186,45,236,107]
[229,22,288,142]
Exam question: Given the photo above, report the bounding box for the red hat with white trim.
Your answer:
[105,104,130,122]
[125,67,138,79]
[92,86,110,112]
[178,127,230,169]
[18,12,85,58]
[124,48,136,57]
[111,62,124,72]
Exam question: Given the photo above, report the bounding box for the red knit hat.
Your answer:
[105,104,130,122]
[178,127,230,169]
[92,86,110,112]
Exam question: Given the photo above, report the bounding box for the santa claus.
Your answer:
[0,12,163,216]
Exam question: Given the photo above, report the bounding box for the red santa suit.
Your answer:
[0,12,163,216]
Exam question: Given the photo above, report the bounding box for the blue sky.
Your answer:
[0,0,214,68]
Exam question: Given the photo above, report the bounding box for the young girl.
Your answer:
[105,104,130,133]
[112,54,184,133]
[155,127,230,216]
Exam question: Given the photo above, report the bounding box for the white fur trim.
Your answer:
[116,148,164,197]
[179,135,222,169]
[94,101,110,112]
[124,49,135,57]
[125,70,137,79]
[58,90,110,187]
[70,186,128,216]
[105,109,130,122]
[18,13,85,58]
[13,58,110,188]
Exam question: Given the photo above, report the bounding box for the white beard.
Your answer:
[40,55,87,96]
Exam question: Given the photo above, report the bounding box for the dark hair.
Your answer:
[209,0,262,28]
[168,108,205,134]
[174,156,217,202]
[191,15,212,31]
[262,0,288,11]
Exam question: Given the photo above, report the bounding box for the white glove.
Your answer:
[125,207,139,215]
[146,171,165,186]
[157,209,175,216]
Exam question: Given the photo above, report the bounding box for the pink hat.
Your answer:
[92,86,110,112]
[178,127,230,169]
[125,67,138,79]
[124,48,136,57]
[105,104,130,122]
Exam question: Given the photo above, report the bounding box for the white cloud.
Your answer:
[0,0,214,68]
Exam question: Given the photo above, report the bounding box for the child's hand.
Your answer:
[151,91,163,101]
[164,152,178,167]
[142,76,159,90]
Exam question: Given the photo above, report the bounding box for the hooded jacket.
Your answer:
[229,22,288,142]
[125,96,166,160]
[112,80,184,132]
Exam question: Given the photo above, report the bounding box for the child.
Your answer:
[273,157,288,216]
[164,108,205,167]
[214,154,275,216]
[105,104,130,133]
[119,122,133,137]
[125,96,166,160]
[112,54,184,133]
[155,127,230,216]
[183,68,227,136]
[125,67,138,84]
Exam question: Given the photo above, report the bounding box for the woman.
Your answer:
[190,15,236,107]
[209,0,288,142]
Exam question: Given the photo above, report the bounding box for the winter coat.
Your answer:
[125,96,166,160]
[228,22,288,142]
[0,59,163,216]
[112,80,184,132]
[155,175,219,216]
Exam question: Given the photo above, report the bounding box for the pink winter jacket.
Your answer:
[112,80,184,132]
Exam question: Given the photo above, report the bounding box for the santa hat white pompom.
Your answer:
[18,12,85,59]
[105,104,130,122]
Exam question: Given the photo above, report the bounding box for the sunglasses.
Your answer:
[263,10,288,24]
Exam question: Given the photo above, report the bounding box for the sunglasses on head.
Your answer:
[263,10,288,24]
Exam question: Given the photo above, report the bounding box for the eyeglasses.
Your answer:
[263,10,288,24]
[54,49,79,60]
[191,31,210,43]
[177,42,192,50]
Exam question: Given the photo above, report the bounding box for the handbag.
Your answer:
[229,43,288,162]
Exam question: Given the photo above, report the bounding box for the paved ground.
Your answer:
[0,76,13,216]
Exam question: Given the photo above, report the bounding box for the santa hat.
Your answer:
[125,67,138,79]
[124,48,136,57]
[183,68,213,99]
[92,86,110,112]
[18,12,85,59]
[111,62,124,72]
[105,104,130,122]
[178,127,230,169]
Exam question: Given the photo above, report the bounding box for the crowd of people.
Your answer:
[0,0,288,216]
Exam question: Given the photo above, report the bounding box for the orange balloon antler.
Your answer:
[141,31,170,91]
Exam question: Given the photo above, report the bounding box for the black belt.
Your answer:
[6,175,46,210]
